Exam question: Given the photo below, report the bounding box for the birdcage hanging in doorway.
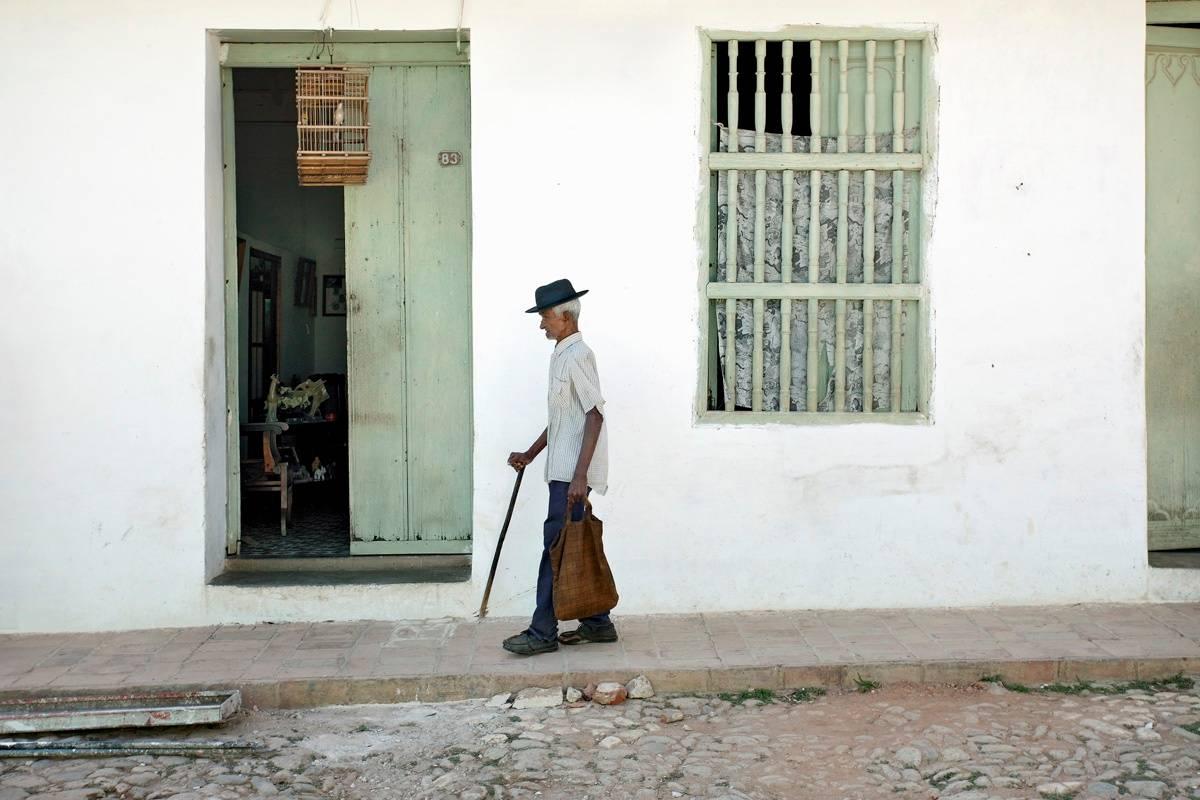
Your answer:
[295,68,371,186]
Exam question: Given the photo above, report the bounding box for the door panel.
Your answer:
[403,66,473,548]
[1147,27,1200,550]
[223,68,242,556]
[345,65,472,555]
[346,66,409,549]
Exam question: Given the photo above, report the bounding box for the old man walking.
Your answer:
[504,279,617,656]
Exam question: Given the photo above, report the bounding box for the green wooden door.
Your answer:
[1147,27,1200,551]
[345,65,472,555]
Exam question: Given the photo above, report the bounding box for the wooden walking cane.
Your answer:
[476,467,525,619]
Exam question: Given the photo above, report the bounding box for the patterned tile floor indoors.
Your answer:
[239,493,350,558]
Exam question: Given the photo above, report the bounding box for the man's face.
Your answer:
[539,309,569,340]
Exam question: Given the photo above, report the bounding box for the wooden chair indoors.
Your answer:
[241,421,293,536]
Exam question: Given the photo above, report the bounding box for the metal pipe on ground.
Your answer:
[0,739,263,758]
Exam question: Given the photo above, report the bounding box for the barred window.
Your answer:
[701,32,930,421]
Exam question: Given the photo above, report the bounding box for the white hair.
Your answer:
[551,298,581,321]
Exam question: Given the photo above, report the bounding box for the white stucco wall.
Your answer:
[2,0,1191,634]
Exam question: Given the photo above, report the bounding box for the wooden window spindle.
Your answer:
[780,40,794,411]
[890,40,906,412]
[863,40,877,412]
[724,40,739,411]
[806,40,822,412]
[834,40,849,412]
[752,40,767,411]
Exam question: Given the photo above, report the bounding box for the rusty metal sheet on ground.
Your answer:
[0,690,240,734]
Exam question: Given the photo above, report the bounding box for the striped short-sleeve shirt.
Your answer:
[545,332,609,495]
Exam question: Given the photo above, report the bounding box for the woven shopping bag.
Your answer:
[549,501,619,621]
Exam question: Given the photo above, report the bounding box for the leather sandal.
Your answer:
[557,624,619,645]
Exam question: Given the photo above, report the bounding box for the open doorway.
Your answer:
[219,41,475,575]
[233,67,350,559]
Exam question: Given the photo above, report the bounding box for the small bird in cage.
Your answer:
[333,100,344,149]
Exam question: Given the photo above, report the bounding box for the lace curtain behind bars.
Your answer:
[715,126,919,412]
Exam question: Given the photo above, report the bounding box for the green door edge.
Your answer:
[1146,23,1200,551]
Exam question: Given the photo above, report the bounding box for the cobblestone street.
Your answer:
[4,676,1200,800]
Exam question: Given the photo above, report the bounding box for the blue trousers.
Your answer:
[528,481,613,641]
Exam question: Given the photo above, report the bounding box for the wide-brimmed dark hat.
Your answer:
[525,278,589,313]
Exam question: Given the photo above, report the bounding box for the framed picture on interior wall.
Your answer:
[295,258,317,315]
[322,275,347,316]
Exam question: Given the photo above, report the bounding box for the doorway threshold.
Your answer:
[1148,549,1200,570]
[211,555,470,587]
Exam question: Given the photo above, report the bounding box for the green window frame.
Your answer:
[698,28,933,424]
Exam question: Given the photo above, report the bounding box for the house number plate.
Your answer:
[438,151,462,167]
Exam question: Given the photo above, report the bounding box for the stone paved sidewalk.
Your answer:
[1,603,1198,708]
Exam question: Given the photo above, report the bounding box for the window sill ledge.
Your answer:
[697,410,931,426]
